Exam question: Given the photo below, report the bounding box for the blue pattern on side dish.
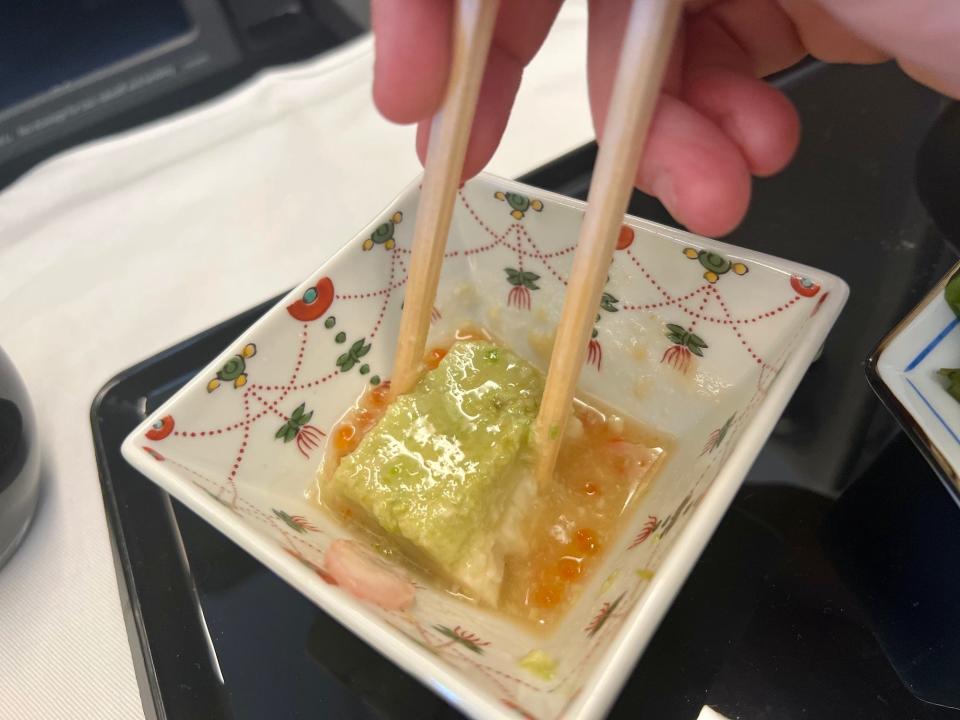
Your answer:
[906,378,960,446]
[905,317,959,372]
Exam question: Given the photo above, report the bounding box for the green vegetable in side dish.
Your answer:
[939,271,960,399]
[939,368,960,402]
[946,271,960,319]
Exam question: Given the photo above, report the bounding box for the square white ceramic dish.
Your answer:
[122,173,847,720]
[867,262,960,507]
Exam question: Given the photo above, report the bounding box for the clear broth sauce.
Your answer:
[319,330,667,629]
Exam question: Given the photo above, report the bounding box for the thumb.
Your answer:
[815,0,960,97]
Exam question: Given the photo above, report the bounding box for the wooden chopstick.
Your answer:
[534,0,682,486]
[390,0,501,397]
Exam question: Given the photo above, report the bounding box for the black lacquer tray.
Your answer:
[93,61,960,720]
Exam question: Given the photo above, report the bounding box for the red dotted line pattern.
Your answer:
[370,250,398,339]
[458,193,575,288]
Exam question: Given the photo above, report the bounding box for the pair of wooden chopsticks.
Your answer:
[392,0,683,486]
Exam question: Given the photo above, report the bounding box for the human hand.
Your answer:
[372,0,960,236]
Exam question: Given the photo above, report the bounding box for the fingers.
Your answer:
[777,0,889,64]
[371,0,452,124]
[587,0,804,235]
[417,0,561,180]
[635,95,753,238]
[683,65,800,177]
[416,42,524,179]
[586,0,631,135]
[588,0,752,235]
[684,14,800,177]
[802,0,960,98]
[696,0,806,75]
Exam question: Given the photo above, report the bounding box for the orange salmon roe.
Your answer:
[529,578,566,608]
[573,528,601,555]
[334,423,357,452]
[581,482,600,496]
[424,348,447,369]
[556,556,583,579]
[354,408,377,430]
[365,384,390,409]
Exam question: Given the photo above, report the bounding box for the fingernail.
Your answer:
[651,173,677,214]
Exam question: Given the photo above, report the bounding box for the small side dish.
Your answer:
[868,260,960,507]
[123,172,846,720]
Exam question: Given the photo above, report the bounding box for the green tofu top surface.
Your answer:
[329,340,544,577]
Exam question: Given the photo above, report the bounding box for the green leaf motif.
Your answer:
[600,292,620,313]
[433,625,488,655]
[686,332,707,356]
[664,323,708,356]
[336,337,373,373]
[276,402,314,442]
[272,508,315,534]
[504,268,539,290]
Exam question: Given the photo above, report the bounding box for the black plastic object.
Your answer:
[917,103,960,247]
[92,61,960,719]
[0,0,366,192]
[0,348,41,569]
[825,433,960,711]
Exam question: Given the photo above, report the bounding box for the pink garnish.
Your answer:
[324,539,415,610]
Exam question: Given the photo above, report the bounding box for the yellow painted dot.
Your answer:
[519,650,557,681]
[601,570,620,593]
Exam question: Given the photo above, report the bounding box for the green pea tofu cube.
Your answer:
[326,340,544,605]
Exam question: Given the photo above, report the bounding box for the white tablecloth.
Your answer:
[0,5,593,718]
